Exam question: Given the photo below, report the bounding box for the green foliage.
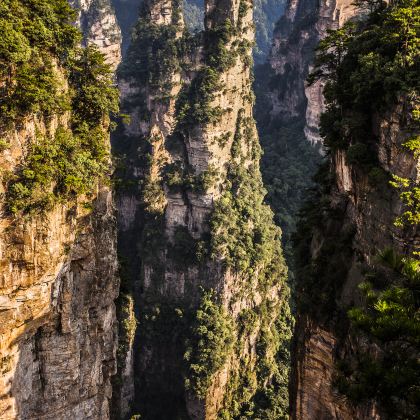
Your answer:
[346,142,371,165]
[7,125,109,214]
[390,174,420,226]
[304,4,420,414]
[390,107,420,227]
[205,19,236,71]
[69,46,119,126]
[210,112,281,274]
[176,66,225,128]
[207,112,292,417]
[185,289,235,398]
[167,225,206,266]
[142,174,166,215]
[115,276,138,381]
[309,0,420,154]
[0,2,118,216]
[217,296,293,420]
[337,251,420,418]
[0,139,9,152]
[210,163,283,276]
[0,0,81,128]
[180,0,286,64]
[118,11,181,91]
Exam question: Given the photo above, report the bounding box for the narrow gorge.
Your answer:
[0,0,418,419]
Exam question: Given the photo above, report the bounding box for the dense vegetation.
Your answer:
[181,0,286,63]
[337,249,420,418]
[0,0,118,215]
[184,290,235,398]
[307,0,419,155]
[294,0,420,416]
[205,105,293,419]
[254,63,322,265]
[114,0,293,417]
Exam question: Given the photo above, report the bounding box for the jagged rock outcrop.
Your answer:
[70,0,122,68]
[291,96,419,418]
[267,0,355,143]
[114,0,292,418]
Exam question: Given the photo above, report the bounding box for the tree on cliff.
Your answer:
[302,0,420,417]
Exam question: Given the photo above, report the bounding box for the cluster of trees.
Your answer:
[308,0,419,154]
[0,0,118,215]
[338,249,420,417]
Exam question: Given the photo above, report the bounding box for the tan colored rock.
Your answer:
[115,0,291,417]
[70,0,122,69]
[0,117,119,419]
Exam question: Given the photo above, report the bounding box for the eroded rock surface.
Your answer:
[0,116,119,420]
[268,0,356,144]
[114,0,292,418]
[291,100,419,419]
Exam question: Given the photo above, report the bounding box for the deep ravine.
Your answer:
[0,0,418,419]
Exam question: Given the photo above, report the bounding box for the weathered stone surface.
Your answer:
[114,0,291,418]
[70,0,122,69]
[268,0,356,144]
[0,3,122,417]
[0,116,119,419]
[291,99,419,419]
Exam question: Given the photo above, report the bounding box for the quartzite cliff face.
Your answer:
[114,0,292,418]
[0,172,119,419]
[291,98,419,420]
[70,0,122,68]
[268,0,355,143]
[0,2,120,419]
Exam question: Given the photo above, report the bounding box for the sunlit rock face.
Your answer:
[0,102,119,420]
[0,3,121,419]
[71,0,122,68]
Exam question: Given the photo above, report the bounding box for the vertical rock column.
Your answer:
[0,2,121,418]
[0,78,119,420]
[115,0,293,418]
[267,0,355,144]
[70,0,122,69]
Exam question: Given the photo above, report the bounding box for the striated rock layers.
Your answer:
[0,97,119,418]
[0,3,120,419]
[291,99,419,418]
[114,0,293,418]
[0,167,119,420]
[267,0,355,143]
